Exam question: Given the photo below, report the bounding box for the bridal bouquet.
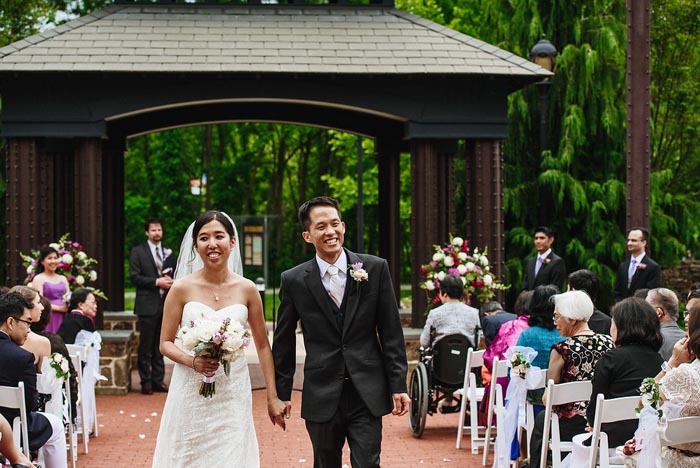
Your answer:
[179,317,251,398]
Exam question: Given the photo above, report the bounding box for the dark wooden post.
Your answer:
[626,0,651,232]
[436,143,456,243]
[5,138,53,285]
[73,138,106,328]
[376,138,401,306]
[102,140,126,314]
[464,139,505,299]
[410,139,439,328]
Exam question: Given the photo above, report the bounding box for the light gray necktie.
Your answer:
[327,265,344,308]
[155,245,163,275]
[534,256,543,277]
[628,259,637,287]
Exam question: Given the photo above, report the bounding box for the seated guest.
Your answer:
[646,287,685,361]
[529,290,613,468]
[0,292,67,468]
[9,286,51,372]
[420,274,479,348]
[33,295,78,421]
[567,269,611,335]
[651,297,700,466]
[633,288,650,300]
[480,301,516,346]
[0,414,36,468]
[482,290,534,385]
[57,288,96,345]
[516,285,564,404]
[586,298,663,448]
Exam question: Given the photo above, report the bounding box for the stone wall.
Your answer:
[103,311,139,369]
[96,330,135,395]
[662,260,700,300]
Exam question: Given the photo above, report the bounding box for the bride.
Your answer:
[152,211,287,467]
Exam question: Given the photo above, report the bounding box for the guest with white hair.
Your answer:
[528,290,613,468]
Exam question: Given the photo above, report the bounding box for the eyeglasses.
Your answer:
[12,317,32,329]
[553,313,562,323]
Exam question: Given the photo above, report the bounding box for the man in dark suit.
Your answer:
[129,218,174,394]
[273,197,409,468]
[614,227,661,301]
[522,226,567,291]
[0,292,67,468]
[567,269,611,335]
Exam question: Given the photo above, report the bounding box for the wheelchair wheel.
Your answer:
[408,361,429,438]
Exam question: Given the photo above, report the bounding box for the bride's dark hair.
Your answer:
[191,211,236,247]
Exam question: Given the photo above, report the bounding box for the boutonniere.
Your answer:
[635,263,647,270]
[163,248,172,259]
[349,262,368,285]
[540,257,551,265]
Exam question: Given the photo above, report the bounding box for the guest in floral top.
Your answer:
[419,274,479,348]
[529,290,613,468]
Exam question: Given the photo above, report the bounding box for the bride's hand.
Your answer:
[192,356,219,377]
[268,397,288,431]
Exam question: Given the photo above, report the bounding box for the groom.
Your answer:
[273,196,409,468]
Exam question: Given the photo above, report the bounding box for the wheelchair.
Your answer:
[408,332,475,438]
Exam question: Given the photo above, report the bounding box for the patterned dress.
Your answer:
[551,334,614,419]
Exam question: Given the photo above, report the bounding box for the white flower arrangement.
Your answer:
[49,352,70,381]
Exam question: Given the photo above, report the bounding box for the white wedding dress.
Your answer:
[152,302,259,468]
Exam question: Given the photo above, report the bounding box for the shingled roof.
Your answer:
[0,4,547,76]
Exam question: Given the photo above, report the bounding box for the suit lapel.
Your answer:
[342,250,362,335]
[143,243,158,273]
[303,259,341,333]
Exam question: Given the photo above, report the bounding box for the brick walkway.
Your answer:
[76,390,484,467]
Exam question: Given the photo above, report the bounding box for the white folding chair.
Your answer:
[456,348,486,452]
[660,415,700,448]
[584,394,639,468]
[0,382,30,459]
[483,357,509,465]
[64,371,78,468]
[68,349,89,454]
[540,379,592,468]
[524,368,547,459]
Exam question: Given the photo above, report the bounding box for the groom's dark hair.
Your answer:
[298,196,341,231]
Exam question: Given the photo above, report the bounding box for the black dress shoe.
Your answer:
[141,383,153,395]
[153,382,169,393]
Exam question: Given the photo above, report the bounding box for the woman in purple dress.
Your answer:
[31,246,69,333]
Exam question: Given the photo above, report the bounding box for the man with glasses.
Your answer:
[646,287,685,361]
[0,292,67,468]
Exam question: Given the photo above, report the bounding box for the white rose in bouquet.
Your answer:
[49,243,60,250]
[432,252,444,262]
[480,256,489,267]
[452,236,464,247]
[425,280,435,291]
[89,270,97,281]
[457,264,467,275]
[444,256,454,267]
[27,265,34,274]
[437,271,446,281]
[222,334,243,353]
[466,262,475,271]
[75,275,85,285]
[77,251,88,261]
[61,254,73,265]
[457,252,468,261]
[483,274,493,286]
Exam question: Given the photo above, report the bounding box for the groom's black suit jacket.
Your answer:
[273,249,408,423]
[521,251,566,291]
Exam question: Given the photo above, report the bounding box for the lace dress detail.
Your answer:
[152,302,259,468]
[551,334,613,419]
[659,359,700,467]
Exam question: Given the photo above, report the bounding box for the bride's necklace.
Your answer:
[211,279,227,302]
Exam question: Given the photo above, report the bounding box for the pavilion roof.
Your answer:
[0,4,547,76]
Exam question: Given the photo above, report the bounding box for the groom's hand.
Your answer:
[391,393,411,416]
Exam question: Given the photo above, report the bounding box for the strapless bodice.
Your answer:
[181,301,248,328]
[43,281,67,305]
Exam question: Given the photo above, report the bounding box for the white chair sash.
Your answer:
[493,346,539,468]
[74,331,107,433]
[38,359,65,421]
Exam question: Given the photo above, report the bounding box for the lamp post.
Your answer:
[529,36,558,225]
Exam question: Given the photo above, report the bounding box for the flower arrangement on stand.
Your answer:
[20,233,108,300]
[420,235,507,312]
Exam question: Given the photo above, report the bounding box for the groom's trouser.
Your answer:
[305,378,382,468]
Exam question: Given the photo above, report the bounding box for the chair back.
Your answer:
[540,379,592,468]
[482,357,511,465]
[586,394,640,468]
[0,382,30,459]
[432,334,470,387]
[456,348,486,451]
[660,416,700,447]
